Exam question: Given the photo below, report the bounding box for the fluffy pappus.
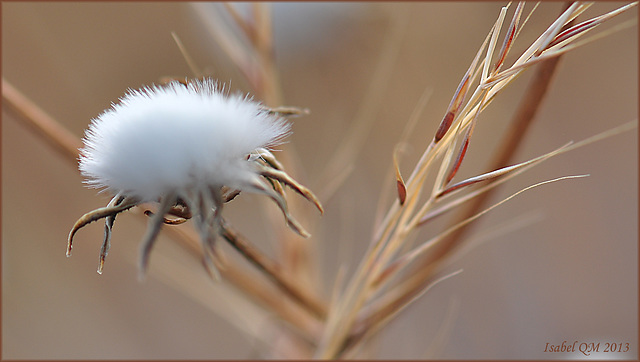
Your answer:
[79,79,290,202]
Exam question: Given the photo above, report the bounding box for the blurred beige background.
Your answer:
[2,2,637,359]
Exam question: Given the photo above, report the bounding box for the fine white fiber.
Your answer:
[79,79,291,202]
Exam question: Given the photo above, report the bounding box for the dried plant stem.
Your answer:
[2,78,82,165]
[345,269,464,357]
[234,4,323,308]
[220,222,327,319]
[170,32,203,78]
[251,3,282,107]
[161,224,322,340]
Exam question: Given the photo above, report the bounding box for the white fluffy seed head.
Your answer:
[79,79,290,202]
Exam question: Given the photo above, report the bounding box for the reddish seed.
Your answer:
[435,111,455,142]
[397,179,407,206]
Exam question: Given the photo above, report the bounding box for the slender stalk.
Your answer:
[2,78,82,164]
[220,222,327,319]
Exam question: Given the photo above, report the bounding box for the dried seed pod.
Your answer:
[68,78,321,276]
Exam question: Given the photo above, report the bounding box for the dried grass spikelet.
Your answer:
[67,78,322,278]
[315,2,638,358]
